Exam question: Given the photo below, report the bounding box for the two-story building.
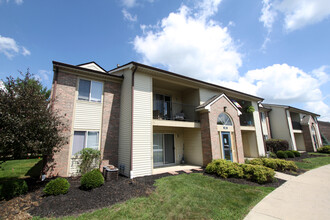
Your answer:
[261,104,323,152]
[49,61,267,178]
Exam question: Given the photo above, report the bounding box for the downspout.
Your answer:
[130,65,138,179]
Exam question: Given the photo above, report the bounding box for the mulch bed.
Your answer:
[0,169,285,219]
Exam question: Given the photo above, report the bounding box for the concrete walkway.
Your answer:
[245,165,330,220]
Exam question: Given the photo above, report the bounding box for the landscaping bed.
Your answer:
[284,152,328,162]
[0,169,285,219]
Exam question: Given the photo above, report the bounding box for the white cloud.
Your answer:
[121,0,136,8]
[122,9,137,22]
[133,2,242,81]
[260,0,330,32]
[221,64,330,121]
[22,46,30,56]
[1,0,23,5]
[0,35,30,58]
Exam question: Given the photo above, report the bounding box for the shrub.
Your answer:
[248,158,298,172]
[247,158,263,166]
[269,152,277,158]
[276,150,288,159]
[205,159,244,179]
[317,145,330,154]
[291,150,301,157]
[81,169,104,190]
[77,148,101,175]
[266,139,289,153]
[240,164,275,184]
[1,179,28,200]
[43,178,70,196]
[285,151,295,158]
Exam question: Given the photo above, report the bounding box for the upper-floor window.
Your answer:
[78,79,103,102]
[217,113,233,126]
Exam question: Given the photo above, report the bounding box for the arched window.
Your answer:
[217,113,233,126]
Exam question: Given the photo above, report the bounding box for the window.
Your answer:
[261,112,266,122]
[78,79,103,102]
[72,131,99,155]
[263,135,269,140]
[217,113,233,126]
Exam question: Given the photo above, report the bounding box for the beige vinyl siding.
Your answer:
[242,131,258,158]
[268,107,293,147]
[74,101,102,130]
[199,88,220,105]
[295,133,306,151]
[118,69,132,177]
[183,128,203,165]
[132,71,153,178]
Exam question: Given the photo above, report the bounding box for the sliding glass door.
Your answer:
[154,94,172,119]
[153,133,175,167]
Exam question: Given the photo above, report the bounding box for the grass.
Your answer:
[42,173,273,220]
[295,155,330,170]
[0,158,42,180]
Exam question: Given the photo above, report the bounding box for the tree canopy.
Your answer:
[0,71,67,163]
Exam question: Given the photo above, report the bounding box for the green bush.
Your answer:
[269,152,277,158]
[285,151,295,158]
[43,178,70,196]
[241,164,275,184]
[81,169,104,190]
[266,139,289,153]
[276,150,288,159]
[1,179,28,200]
[248,158,298,172]
[77,148,101,175]
[317,145,330,154]
[247,158,263,166]
[291,150,301,157]
[206,159,274,184]
[205,159,244,179]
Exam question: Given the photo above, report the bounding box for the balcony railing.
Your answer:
[292,121,302,130]
[153,101,199,122]
[240,113,254,126]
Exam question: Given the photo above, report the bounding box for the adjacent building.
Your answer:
[261,104,323,152]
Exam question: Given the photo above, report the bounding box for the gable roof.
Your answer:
[196,93,242,115]
[53,61,123,80]
[263,103,320,117]
[109,61,264,101]
[77,61,107,72]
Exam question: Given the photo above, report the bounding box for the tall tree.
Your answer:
[0,71,67,170]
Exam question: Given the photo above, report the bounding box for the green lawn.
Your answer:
[295,155,330,170]
[0,158,42,180]
[46,173,273,220]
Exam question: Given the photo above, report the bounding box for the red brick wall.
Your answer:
[100,81,121,168]
[200,96,244,166]
[319,121,330,144]
[48,71,77,177]
[302,124,314,152]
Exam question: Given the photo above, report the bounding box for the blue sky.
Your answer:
[0,0,329,121]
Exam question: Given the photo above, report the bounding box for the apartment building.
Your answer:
[49,61,267,178]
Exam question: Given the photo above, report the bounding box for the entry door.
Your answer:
[164,134,175,164]
[221,132,233,161]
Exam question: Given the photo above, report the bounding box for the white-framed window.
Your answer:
[78,79,103,102]
[72,131,100,155]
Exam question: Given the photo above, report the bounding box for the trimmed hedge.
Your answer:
[248,158,298,171]
[43,178,70,196]
[266,139,289,153]
[1,179,28,200]
[276,150,288,159]
[205,159,275,184]
[240,164,275,184]
[81,169,104,190]
[292,150,301,157]
[285,151,295,158]
[317,145,330,154]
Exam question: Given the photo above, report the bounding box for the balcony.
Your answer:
[292,121,302,130]
[153,101,199,122]
[240,113,254,126]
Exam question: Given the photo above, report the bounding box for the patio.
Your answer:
[152,165,202,175]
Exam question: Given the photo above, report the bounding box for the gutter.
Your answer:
[130,65,138,179]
